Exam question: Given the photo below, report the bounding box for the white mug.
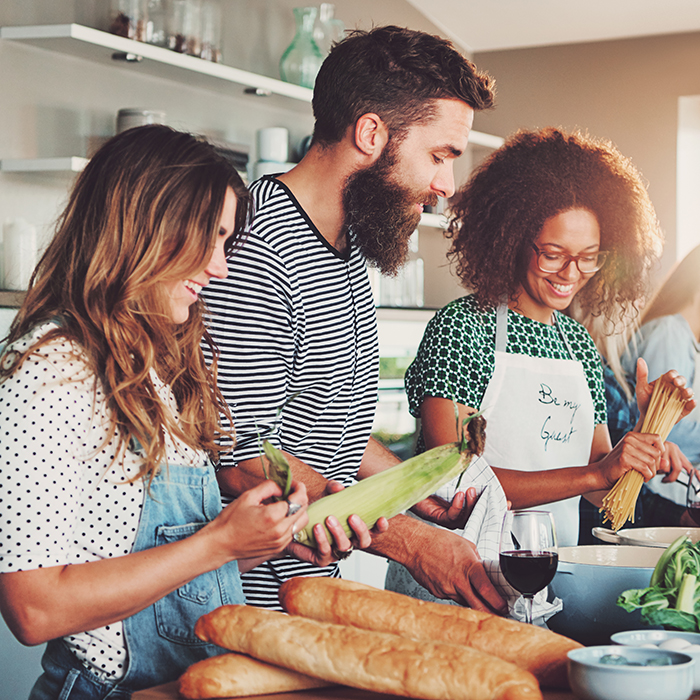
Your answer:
[256,127,289,163]
[3,218,37,291]
[116,109,166,134]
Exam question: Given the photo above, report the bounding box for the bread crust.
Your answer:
[279,577,581,689]
[195,604,542,700]
[178,652,333,699]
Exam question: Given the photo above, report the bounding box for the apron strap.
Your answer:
[495,304,508,352]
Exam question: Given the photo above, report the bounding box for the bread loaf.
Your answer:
[178,652,333,699]
[279,577,580,689]
[195,604,542,700]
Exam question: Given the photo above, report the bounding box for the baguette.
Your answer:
[279,577,580,689]
[179,652,334,699]
[195,604,542,700]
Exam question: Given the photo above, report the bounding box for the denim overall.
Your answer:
[29,457,244,699]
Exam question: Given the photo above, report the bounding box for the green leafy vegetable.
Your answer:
[617,534,700,631]
[261,440,293,500]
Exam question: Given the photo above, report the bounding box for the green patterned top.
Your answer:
[405,294,606,430]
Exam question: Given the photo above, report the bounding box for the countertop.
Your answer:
[135,681,700,700]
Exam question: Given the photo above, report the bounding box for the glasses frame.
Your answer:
[531,244,608,274]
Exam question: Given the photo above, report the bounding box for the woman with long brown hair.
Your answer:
[0,125,362,698]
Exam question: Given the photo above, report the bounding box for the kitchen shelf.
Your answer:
[0,23,314,108]
[1,156,88,173]
[0,290,26,307]
[468,131,505,149]
[419,212,448,229]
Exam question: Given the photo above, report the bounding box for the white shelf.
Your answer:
[469,130,505,149]
[419,212,448,229]
[0,23,313,108]
[1,156,88,173]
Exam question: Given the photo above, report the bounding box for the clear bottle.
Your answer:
[200,0,222,63]
[313,3,345,56]
[109,0,148,42]
[168,0,202,56]
[279,7,324,89]
[145,0,167,47]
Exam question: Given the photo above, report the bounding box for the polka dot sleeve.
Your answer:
[0,328,140,573]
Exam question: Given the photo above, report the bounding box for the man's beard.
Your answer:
[342,143,437,277]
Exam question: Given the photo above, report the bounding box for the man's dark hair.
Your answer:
[312,25,495,145]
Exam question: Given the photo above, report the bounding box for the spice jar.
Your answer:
[145,0,167,47]
[200,0,222,62]
[109,0,148,42]
[168,0,202,56]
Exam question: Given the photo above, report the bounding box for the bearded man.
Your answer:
[202,25,506,614]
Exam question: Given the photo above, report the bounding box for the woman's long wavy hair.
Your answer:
[1,125,250,483]
[640,243,700,325]
[447,127,663,327]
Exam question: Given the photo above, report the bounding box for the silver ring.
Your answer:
[331,544,354,560]
[286,500,302,517]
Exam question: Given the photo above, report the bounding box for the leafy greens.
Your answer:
[617,535,700,632]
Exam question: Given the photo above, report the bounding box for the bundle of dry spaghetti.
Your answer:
[601,375,688,531]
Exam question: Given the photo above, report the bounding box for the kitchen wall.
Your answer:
[471,30,700,275]
[0,3,452,694]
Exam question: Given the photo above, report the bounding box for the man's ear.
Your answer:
[353,113,389,159]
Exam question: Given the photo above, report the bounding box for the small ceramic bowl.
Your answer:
[567,645,695,700]
[612,630,700,690]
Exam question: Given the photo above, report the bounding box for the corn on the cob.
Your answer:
[293,441,474,547]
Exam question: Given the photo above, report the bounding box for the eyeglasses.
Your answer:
[531,244,608,274]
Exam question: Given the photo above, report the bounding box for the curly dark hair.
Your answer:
[312,25,494,145]
[447,127,663,325]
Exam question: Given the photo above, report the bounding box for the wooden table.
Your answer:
[134,681,700,700]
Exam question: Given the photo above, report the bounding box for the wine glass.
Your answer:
[686,469,700,525]
[499,510,558,625]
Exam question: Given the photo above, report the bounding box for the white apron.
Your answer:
[480,305,595,547]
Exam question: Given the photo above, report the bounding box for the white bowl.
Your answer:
[547,546,664,645]
[593,526,700,548]
[567,645,694,700]
[612,630,700,690]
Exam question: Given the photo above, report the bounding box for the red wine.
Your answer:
[687,506,700,526]
[500,550,558,595]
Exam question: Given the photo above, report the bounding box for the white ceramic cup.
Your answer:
[2,218,37,291]
[256,127,289,163]
[116,109,166,134]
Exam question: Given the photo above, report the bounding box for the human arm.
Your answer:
[420,395,663,509]
[218,452,383,568]
[629,318,700,462]
[0,479,307,646]
[365,513,507,614]
[352,418,505,612]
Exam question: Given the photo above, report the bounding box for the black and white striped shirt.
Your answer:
[203,175,379,609]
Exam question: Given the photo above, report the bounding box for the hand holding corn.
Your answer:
[291,413,487,549]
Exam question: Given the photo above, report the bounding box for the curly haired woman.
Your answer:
[400,127,694,548]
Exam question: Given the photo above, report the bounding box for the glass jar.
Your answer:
[279,7,324,89]
[200,0,222,62]
[168,0,202,56]
[145,0,167,47]
[109,0,148,42]
[313,3,345,56]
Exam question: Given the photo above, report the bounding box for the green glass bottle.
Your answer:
[279,7,324,89]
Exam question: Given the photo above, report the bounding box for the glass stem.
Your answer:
[524,595,534,625]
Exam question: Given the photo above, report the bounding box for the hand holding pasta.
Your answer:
[601,369,694,531]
